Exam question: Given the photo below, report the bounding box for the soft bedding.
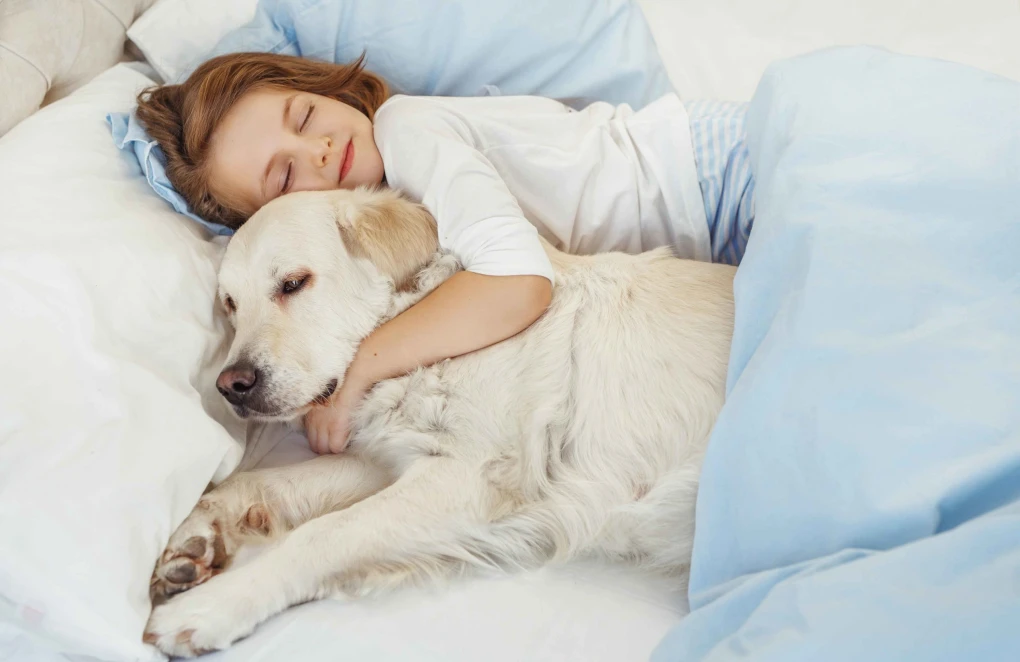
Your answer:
[0,63,245,662]
[133,0,671,106]
[653,46,1020,661]
[0,0,157,136]
[635,0,1020,100]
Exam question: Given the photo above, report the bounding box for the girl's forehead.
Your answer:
[207,103,281,215]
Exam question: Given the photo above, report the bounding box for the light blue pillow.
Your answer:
[653,46,1020,661]
[110,0,672,234]
[193,0,671,106]
[107,112,235,236]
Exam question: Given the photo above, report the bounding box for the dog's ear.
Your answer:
[335,188,439,290]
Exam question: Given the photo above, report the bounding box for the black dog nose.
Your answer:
[217,362,260,405]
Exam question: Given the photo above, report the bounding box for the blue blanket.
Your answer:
[654,47,1020,661]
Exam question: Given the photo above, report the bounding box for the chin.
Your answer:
[232,404,295,422]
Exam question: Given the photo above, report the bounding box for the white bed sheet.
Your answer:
[637,0,1020,100]
[195,426,687,662]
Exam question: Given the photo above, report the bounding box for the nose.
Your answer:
[216,362,260,406]
[315,136,332,167]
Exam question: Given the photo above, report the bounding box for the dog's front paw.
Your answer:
[150,500,241,606]
[143,573,265,657]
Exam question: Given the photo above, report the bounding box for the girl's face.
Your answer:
[207,87,384,216]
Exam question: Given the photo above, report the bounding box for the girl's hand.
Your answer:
[304,376,368,454]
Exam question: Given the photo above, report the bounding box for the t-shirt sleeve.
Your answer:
[374,96,554,283]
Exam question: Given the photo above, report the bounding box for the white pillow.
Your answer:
[127,0,258,83]
[0,63,244,661]
[637,0,1020,100]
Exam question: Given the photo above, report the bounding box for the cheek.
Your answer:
[358,138,385,185]
[275,301,341,358]
[263,317,319,371]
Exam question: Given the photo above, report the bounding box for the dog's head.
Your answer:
[215,187,438,420]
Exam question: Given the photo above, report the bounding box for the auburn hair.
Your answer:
[135,52,389,229]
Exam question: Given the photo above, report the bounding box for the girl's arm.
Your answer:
[307,96,556,453]
[349,271,550,391]
[306,271,550,453]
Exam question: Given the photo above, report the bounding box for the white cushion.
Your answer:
[127,0,258,83]
[0,63,243,661]
[0,0,156,135]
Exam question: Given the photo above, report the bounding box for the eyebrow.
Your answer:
[259,93,300,204]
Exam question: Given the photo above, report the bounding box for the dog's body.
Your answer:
[143,189,735,657]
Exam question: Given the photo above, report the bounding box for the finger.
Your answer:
[313,422,328,455]
[303,412,320,448]
[327,423,349,454]
[309,415,328,455]
[305,414,319,451]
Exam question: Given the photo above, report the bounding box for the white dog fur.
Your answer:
[142,188,735,657]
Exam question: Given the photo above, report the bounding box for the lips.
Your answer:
[339,141,354,183]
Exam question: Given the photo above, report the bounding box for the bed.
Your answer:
[2,2,1019,661]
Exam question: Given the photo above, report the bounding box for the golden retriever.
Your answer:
[143,187,735,657]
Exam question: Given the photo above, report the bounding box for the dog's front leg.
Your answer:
[149,454,392,606]
[143,458,491,657]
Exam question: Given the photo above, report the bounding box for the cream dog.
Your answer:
[143,187,735,657]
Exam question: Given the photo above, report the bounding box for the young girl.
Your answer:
[136,52,754,455]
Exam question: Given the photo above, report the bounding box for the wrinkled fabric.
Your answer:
[655,46,1020,661]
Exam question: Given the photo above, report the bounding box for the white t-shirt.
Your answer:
[373,93,709,283]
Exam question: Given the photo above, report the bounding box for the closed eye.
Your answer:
[223,295,236,314]
[299,104,314,132]
[280,162,293,195]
